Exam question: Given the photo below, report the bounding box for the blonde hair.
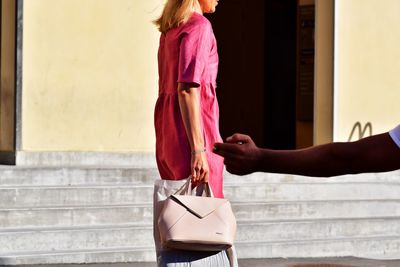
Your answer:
[154,0,199,33]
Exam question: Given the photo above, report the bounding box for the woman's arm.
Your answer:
[177,82,209,182]
[213,133,400,177]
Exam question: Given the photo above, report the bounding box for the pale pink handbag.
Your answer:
[157,178,237,251]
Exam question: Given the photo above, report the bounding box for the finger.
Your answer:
[192,167,197,180]
[194,165,202,181]
[204,171,209,183]
[212,143,223,154]
[191,179,198,189]
[226,133,251,143]
[193,165,199,181]
[213,143,242,157]
[200,167,209,182]
[226,133,252,144]
[198,169,205,182]
[191,175,196,184]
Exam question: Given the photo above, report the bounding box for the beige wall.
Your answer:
[22,0,164,152]
[334,0,400,141]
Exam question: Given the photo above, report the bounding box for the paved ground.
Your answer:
[15,257,400,267]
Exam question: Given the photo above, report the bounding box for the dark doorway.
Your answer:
[0,0,17,164]
[208,0,299,149]
[296,3,315,148]
[207,0,266,147]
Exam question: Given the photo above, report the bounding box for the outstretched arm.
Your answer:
[213,133,400,177]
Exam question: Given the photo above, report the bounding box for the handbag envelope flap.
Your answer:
[171,195,228,218]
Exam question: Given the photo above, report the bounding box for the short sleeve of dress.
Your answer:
[389,124,400,148]
[177,20,212,86]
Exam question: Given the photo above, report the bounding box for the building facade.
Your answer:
[0,0,400,265]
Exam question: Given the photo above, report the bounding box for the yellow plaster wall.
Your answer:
[22,0,164,151]
[334,0,400,141]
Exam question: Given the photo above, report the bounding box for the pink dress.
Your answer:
[154,12,224,198]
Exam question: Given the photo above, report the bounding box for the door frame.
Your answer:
[0,0,22,164]
[313,0,334,145]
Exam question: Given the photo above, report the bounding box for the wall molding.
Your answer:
[314,0,334,145]
[16,0,23,151]
[0,151,16,165]
[16,151,157,167]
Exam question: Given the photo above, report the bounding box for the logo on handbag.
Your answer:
[216,232,223,235]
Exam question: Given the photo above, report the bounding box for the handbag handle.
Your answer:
[174,177,192,195]
[174,177,215,198]
[202,182,215,198]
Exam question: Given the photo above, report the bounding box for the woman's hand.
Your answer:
[191,151,210,183]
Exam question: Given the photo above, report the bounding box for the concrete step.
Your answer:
[1,165,399,265]
[13,152,157,168]
[2,200,400,229]
[224,182,400,202]
[235,235,400,259]
[2,218,399,254]
[0,204,154,229]
[235,217,400,243]
[233,199,400,222]
[0,247,157,265]
[224,170,400,184]
[0,185,153,208]
[2,236,400,265]
[1,166,399,187]
[2,183,400,208]
[0,167,160,187]
[0,225,154,254]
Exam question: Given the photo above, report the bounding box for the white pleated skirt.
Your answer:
[160,250,230,267]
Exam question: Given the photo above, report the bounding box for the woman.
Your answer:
[153,0,235,266]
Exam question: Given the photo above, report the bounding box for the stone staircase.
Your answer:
[1,165,400,265]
